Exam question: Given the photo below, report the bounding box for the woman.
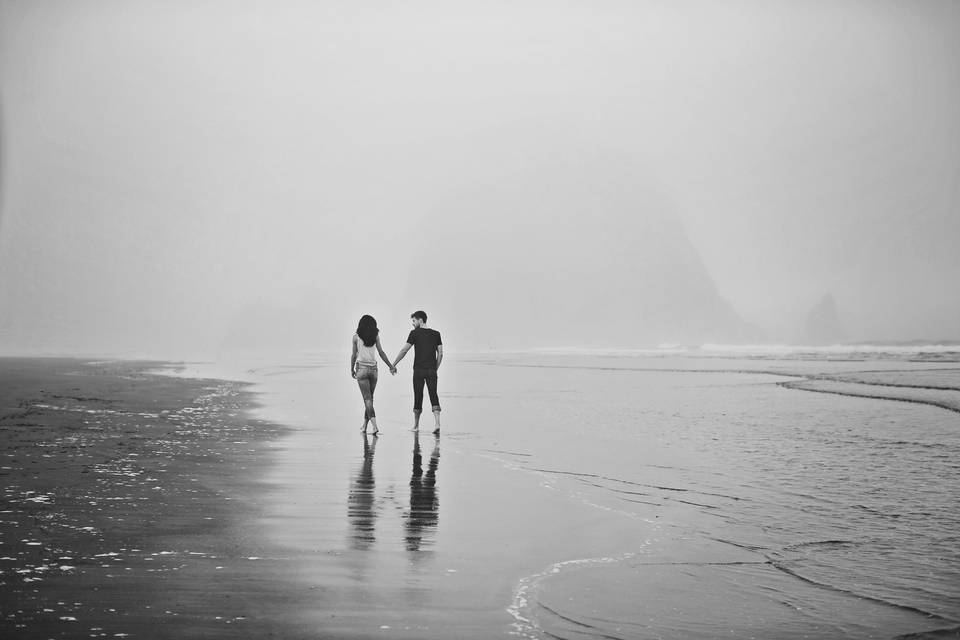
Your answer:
[351,315,396,435]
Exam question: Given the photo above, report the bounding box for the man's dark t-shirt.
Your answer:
[407,328,442,369]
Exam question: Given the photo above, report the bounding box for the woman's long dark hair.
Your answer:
[356,315,379,347]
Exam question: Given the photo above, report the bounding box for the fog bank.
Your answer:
[1,1,958,357]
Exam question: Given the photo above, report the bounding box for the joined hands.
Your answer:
[351,366,397,377]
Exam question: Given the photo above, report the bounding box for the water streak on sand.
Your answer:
[782,378,960,414]
[508,552,644,639]
[767,559,957,623]
[526,467,744,502]
[500,353,960,416]
[702,535,960,625]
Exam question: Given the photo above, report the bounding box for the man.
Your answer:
[393,310,443,434]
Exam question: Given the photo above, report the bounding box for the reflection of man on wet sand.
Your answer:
[347,434,377,550]
[406,433,439,553]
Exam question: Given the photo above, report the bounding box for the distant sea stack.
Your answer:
[801,293,846,345]
[403,155,760,349]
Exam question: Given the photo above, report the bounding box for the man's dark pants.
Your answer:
[413,368,440,415]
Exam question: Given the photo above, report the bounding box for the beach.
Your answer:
[2,350,960,639]
[0,358,307,638]
[3,1,960,638]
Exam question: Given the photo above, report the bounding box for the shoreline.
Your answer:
[0,357,307,638]
[3,353,957,639]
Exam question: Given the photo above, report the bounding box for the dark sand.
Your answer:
[0,358,308,638]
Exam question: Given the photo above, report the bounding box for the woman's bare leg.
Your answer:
[357,376,377,434]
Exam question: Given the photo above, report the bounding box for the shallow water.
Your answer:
[185,350,960,639]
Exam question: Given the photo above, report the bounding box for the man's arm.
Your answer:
[393,343,412,368]
[436,345,443,369]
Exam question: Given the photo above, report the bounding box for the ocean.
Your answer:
[172,345,960,638]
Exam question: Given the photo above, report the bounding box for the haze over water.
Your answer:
[2,1,960,356]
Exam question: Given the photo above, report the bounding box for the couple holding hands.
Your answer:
[351,310,442,436]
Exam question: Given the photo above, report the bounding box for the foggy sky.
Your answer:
[1,0,959,356]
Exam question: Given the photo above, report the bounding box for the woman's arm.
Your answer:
[376,337,397,373]
[350,335,358,378]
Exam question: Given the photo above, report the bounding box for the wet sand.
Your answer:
[217,353,959,639]
[0,358,308,638]
[4,353,959,639]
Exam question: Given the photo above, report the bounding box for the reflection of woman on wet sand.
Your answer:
[350,315,396,435]
[347,434,377,550]
[406,433,439,553]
